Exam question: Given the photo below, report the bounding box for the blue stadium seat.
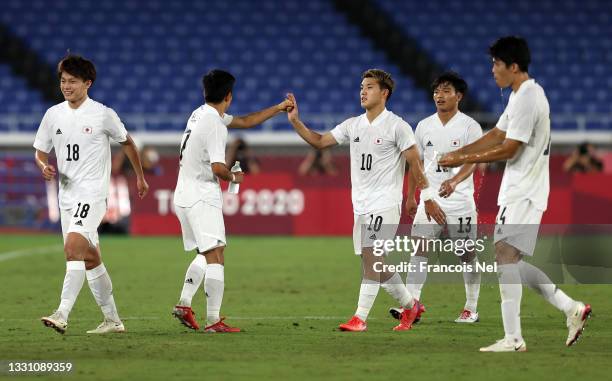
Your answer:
[0,0,434,131]
[374,0,611,131]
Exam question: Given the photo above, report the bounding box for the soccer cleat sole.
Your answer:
[567,304,592,347]
[41,318,66,334]
[172,309,199,330]
[389,307,421,324]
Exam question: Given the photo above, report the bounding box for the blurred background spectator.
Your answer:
[227,137,261,174]
[298,148,338,176]
[563,142,604,173]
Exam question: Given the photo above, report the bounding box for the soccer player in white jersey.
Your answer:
[440,36,591,352]
[287,69,446,332]
[34,55,149,334]
[172,69,293,332]
[389,72,483,324]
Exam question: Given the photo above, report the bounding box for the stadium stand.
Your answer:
[0,0,431,132]
[374,0,611,130]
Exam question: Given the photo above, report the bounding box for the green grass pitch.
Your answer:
[0,234,610,380]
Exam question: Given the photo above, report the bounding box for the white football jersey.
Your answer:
[415,112,482,215]
[330,109,415,215]
[33,98,128,210]
[173,104,233,209]
[497,79,551,211]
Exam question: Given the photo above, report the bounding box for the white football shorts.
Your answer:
[411,204,478,245]
[494,199,543,256]
[353,205,401,255]
[175,200,226,253]
[60,199,107,248]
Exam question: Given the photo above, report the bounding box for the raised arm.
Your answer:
[286,93,338,150]
[119,135,149,198]
[228,98,293,129]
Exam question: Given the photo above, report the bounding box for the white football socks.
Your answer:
[381,273,414,308]
[463,258,481,312]
[204,264,224,324]
[518,260,575,316]
[179,254,207,307]
[57,260,86,321]
[406,255,428,301]
[86,263,121,323]
[355,281,380,321]
[498,263,523,343]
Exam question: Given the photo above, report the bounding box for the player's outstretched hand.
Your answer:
[424,199,446,225]
[438,152,465,168]
[405,197,418,219]
[137,176,149,199]
[277,97,294,113]
[232,171,245,184]
[286,93,299,123]
[438,179,457,198]
[41,164,57,181]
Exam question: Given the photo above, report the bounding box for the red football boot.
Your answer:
[204,317,241,333]
[338,316,367,332]
[172,305,200,330]
[393,300,422,331]
[389,302,426,323]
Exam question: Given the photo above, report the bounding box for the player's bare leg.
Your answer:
[84,242,125,334]
[456,250,481,323]
[41,232,89,334]
[202,246,240,333]
[173,252,207,330]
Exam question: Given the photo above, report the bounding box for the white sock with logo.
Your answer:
[518,260,575,316]
[498,263,523,343]
[86,263,121,323]
[406,255,428,301]
[57,261,86,321]
[463,258,481,312]
[205,264,224,324]
[381,273,414,308]
[179,255,207,307]
[355,281,380,321]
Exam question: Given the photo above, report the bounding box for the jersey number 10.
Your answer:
[360,154,372,171]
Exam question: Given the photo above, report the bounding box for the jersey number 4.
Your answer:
[66,144,80,161]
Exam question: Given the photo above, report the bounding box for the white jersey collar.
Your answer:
[435,110,462,127]
[202,103,227,119]
[363,108,390,127]
[64,97,92,112]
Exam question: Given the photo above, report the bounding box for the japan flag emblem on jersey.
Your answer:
[375,137,383,145]
[83,126,93,134]
[451,139,460,147]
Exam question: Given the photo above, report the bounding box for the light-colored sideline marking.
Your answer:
[0,245,63,262]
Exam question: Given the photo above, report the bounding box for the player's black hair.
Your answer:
[57,55,96,84]
[431,71,468,96]
[203,69,236,104]
[489,36,531,73]
[362,69,395,100]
